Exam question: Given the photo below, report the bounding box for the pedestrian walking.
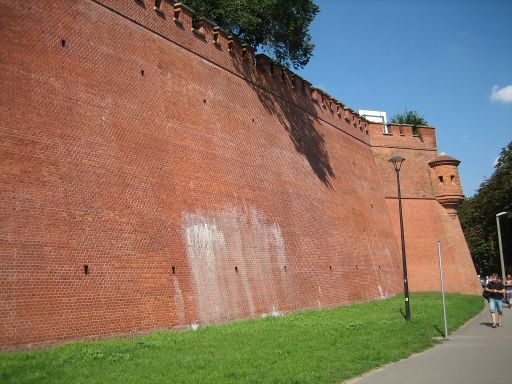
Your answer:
[505,274,512,309]
[484,273,505,328]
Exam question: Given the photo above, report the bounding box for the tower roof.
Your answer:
[428,153,461,167]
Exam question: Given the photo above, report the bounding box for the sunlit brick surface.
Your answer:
[0,0,478,350]
[369,123,480,296]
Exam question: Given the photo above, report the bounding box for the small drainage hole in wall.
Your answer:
[329,265,332,271]
[284,266,287,272]
[172,266,176,275]
[141,69,145,76]
[235,266,238,273]
[84,265,89,275]
[61,39,66,48]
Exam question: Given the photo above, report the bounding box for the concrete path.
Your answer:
[346,302,512,384]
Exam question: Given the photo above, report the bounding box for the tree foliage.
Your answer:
[459,141,512,275]
[390,109,429,126]
[182,0,319,69]
[391,109,429,126]
[390,110,429,138]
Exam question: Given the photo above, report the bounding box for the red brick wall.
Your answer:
[369,123,481,295]
[0,0,402,350]
[386,199,481,294]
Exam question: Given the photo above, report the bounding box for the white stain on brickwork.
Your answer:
[184,218,226,323]
[183,206,294,324]
[171,276,186,324]
[261,306,283,318]
[378,284,384,299]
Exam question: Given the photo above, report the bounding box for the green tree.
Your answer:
[183,0,319,69]
[459,141,512,275]
[390,109,429,139]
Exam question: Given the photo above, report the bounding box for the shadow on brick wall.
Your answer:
[231,54,335,189]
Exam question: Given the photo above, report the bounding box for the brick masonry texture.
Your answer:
[369,124,480,295]
[0,0,479,350]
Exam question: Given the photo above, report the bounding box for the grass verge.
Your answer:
[0,292,483,384]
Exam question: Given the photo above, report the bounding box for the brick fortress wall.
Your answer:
[368,123,481,295]
[0,0,407,350]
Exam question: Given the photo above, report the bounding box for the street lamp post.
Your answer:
[496,211,508,282]
[389,156,411,321]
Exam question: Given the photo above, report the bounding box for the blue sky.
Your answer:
[297,0,512,196]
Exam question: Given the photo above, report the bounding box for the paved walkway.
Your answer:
[346,302,512,384]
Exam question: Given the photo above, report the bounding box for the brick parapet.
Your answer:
[368,122,436,150]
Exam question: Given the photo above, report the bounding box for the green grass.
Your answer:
[0,293,483,384]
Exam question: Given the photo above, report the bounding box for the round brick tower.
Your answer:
[428,153,464,216]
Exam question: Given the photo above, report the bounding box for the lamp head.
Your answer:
[496,212,508,217]
[389,156,405,172]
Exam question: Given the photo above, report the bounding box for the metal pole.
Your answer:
[396,170,411,321]
[496,215,506,283]
[437,241,448,339]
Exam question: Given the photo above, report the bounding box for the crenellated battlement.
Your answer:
[95,0,370,142]
[368,122,437,150]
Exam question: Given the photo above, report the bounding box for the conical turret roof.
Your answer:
[428,152,460,167]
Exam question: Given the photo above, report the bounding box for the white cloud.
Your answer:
[490,84,512,103]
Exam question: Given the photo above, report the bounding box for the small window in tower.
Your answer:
[450,175,455,184]
[438,176,444,184]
